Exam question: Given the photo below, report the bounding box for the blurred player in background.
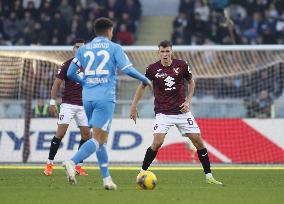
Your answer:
[44,39,89,176]
[63,17,151,189]
[44,40,115,187]
[130,40,222,185]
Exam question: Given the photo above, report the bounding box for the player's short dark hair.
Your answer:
[94,17,114,35]
[74,39,85,44]
[158,40,172,48]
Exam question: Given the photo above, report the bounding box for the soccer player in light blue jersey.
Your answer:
[63,17,151,189]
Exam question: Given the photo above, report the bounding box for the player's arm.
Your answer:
[49,78,63,117]
[115,45,151,86]
[67,47,84,85]
[130,83,148,124]
[180,78,195,113]
[67,60,84,85]
[186,78,195,103]
[180,62,195,113]
[121,66,151,86]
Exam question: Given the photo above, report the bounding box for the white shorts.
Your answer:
[57,103,88,127]
[153,112,201,135]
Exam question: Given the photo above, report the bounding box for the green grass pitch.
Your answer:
[0,167,283,204]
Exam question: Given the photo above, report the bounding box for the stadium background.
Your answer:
[0,0,283,165]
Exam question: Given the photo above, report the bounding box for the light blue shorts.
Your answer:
[83,100,115,133]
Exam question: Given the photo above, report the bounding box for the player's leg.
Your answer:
[141,133,166,171]
[73,106,91,175]
[73,126,90,176]
[141,113,170,171]
[186,133,222,184]
[70,101,114,165]
[63,101,94,184]
[95,143,117,190]
[44,124,68,176]
[63,101,117,188]
[178,112,222,185]
[44,103,74,176]
[90,101,116,189]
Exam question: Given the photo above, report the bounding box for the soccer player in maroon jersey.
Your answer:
[130,40,223,185]
[44,39,90,176]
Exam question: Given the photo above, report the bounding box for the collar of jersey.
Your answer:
[93,36,109,41]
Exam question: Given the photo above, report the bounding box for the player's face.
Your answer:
[73,43,84,53]
[158,46,173,65]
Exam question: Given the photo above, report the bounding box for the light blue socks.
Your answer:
[96,144,110,178]
[71,138,98,164]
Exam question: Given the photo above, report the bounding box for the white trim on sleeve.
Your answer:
[72,57,81,67]
[121,64,133,71]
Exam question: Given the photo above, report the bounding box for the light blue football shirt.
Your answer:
[71,36,135,102]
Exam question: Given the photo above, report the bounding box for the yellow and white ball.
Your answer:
[136,171,157,190]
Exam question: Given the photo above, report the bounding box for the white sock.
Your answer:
[205,173,213,179]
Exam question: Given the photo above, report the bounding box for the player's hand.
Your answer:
[130,106,139,124]
[147,82,153,91]
[179,101,190,113]
[49,105,58,117]
[143,80,152,91]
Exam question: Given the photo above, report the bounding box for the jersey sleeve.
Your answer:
[114,45,133,70]
[145,66,153,81]
[56,62,68,81]
[67,48,84,85]
[72,46,83,68]
[183,61,192,81]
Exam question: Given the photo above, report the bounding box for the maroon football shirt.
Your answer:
[56,58,83,106]
[145,59,192,115]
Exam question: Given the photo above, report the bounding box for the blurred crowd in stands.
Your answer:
[0,0,141,45]
[172,0,284,45]
[195,66,284,118]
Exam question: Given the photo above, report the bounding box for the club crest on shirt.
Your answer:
[173,67,180,75]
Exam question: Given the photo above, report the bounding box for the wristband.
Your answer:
[49,99,56,106]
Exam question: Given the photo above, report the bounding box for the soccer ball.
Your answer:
[136,170,157,190]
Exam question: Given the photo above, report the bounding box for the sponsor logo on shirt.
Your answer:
[155,72,167,78]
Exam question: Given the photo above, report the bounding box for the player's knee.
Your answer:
[93,129,108,145]
[187,133,205,150]
[81,130,91,140]
[55,130,66,139]
[81,133,90,141]
[151,141,163,151]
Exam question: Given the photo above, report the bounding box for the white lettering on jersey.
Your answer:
[86,77,108,84]
[164,76,176,90]
[155,73,167,78]
[86,43,109,49]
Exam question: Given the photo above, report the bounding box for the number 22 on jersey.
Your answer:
[84,50,110,75]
